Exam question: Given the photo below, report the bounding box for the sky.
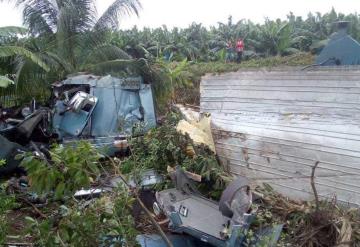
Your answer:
[0,0,359,29]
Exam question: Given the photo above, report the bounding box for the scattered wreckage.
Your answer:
[0,74,156,175]
[3,21,359,246]
[92,166,282,247]
[1,73,282,246]
[149,167,282,247]
[4,162,283,246]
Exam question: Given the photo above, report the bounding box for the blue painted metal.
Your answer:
[53,97,98,137]
[167,212,254,247]
[316,21,360,65]
[52,74,156,148]
[139,84,157,131]
[136,224,283,247]
[136,234,212,247]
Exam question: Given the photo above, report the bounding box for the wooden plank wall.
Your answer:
[200,67,360,206]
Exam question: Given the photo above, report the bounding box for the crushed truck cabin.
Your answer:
[200,67,360,207]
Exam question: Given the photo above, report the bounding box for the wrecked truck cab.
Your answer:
[51,74,157,154]
[0,74,157,176]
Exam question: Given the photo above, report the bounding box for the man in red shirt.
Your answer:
[236,39,244,63]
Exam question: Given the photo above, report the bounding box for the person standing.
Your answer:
[225,40,233,63]
[236,38,244,63]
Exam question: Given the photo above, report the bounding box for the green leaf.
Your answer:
[0,46,50,72]
[55,182,65,199]
[14,153,24,160]
[0,75,14,88]
[0,159,6,167]
[95,0,141,30]
[0,26,27,37]
[25,216,36,224]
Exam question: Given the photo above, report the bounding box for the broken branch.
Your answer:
[311,161,320,212]
[18,197,47,219]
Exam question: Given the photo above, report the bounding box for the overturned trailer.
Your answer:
[200,66,360,206]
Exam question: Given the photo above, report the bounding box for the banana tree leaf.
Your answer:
[0,75,14,88]
[0,26,27,37]
[0,46,50,72]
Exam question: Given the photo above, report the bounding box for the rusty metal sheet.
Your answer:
[200,67,360,206]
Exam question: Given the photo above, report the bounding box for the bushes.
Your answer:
[21,142,102,200]
[26,186,139,247]
[173,53,314,105]
[253,184,360,246]
[150,52,314,109]
[19,142,139,246]
[0,185,18,245]
[122,111,231,198]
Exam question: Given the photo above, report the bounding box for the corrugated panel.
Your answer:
[200,67,360,206]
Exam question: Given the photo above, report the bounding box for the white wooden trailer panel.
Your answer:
[200,67,360,206]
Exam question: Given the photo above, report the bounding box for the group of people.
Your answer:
[225,39,244,63]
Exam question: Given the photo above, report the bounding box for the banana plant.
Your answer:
[0,26,49,90]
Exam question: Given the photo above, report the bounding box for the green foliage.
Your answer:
[150,58,192,107]
[0,26,27,37]
[0,159,6,167]
[21,141,102,200]
[114,9,360,63]
[0,75,14,88]
[252,184,360,246]
[0,184,18,245]
[170,53,314,105]
[0,0,141,104]
[122,112,231,198]
[0,214,7,246]
[26,185,139,247]
[1,5,357,108]
[149,52,313,109]
[190,52,313,74]
[0,46,50,72]
[0,27,50,102]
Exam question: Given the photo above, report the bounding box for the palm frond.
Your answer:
[22,2,56,35]
[95,0,141,30]
[74,31,114,63]
[0,46,50,72]
[80,44,131,68]
[12,56,51,102]
[83,58,142,75]
[0,26,28,37]
[56,0,96,66]
[27,0,59,28]
[68,0,97,32]
[45,51,74,74]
